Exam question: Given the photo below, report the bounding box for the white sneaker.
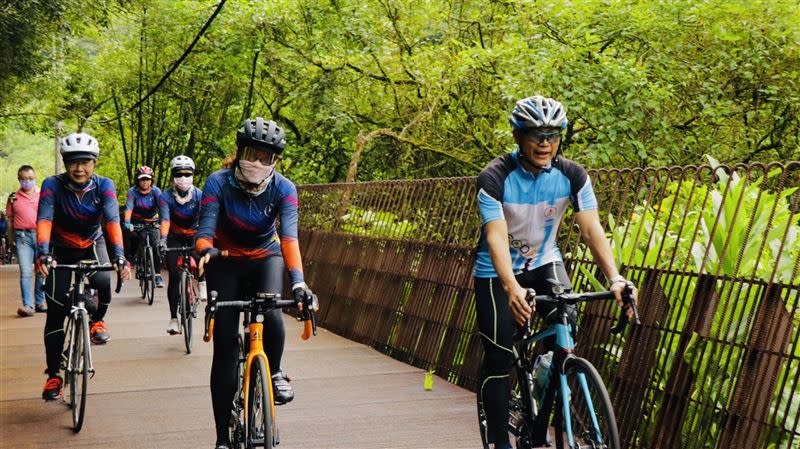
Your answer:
[167,318,180,335]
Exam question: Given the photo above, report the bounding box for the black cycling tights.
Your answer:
[474,261,572,447]
[43,238,112,377]
[206,255,285,445]
[165,233,195,319]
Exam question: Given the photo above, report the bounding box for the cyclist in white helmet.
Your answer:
[473,95,638,449]
[36,132,130,400]
[158,155,203,334]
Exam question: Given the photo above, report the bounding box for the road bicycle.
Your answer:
[53,260,122,432]
[163,245,199,353]
[132,222,159,305]
[478,281,639,449]
[204,291,317,448]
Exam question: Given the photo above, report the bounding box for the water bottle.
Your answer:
[533,351,553,393]
[198,280,208,301]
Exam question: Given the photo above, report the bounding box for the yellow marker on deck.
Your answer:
[424,369,434,390]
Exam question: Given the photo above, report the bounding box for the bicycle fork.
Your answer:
[242,322,275,433]
[70,307,95,378]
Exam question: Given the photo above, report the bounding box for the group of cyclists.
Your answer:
[34,117,318,449]
[26,95,638,449]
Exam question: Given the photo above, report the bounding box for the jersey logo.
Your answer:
[544,206,556,218]
[263,204,273,216]
[508,234,531,255]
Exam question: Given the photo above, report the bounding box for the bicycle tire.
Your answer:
[230,334,246,449]
[67,316,79,410]
[553,357,619,449]
[180,271,192,353]
[138,248,146,299]
[246,356,274,449]
[71,312,91,432]
[145,246,155,305]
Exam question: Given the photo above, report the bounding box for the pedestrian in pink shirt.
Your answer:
[6,165,46,317]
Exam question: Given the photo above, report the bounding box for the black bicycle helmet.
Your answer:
[236,117,287,154]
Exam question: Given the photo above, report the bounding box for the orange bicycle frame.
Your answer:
[242,321,275,430]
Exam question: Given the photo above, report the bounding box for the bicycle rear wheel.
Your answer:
[246,356,274,449]
[145,246,155,305]
[69,312,91,432]
[180,271,192,353]
[553,357,619,449]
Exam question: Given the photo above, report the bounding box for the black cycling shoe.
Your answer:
[214,445,230,449]
[272,371,294,405]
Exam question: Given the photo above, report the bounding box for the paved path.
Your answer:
[0,264,479,448]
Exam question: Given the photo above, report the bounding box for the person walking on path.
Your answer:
[5,165,46,317]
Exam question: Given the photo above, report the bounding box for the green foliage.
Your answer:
[575,156,800,448]
[0,125,55,204]
[340,205,419,239]
[3,0,800,194]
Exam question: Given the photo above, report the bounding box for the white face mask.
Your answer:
[237,159,274,185]
[174,175,193,192]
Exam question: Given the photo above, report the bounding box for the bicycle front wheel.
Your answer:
[180,271,192,353]
[553,357,619,449]
[138,250,146,299]
[69,312,91,432]
[145,246,155,305]
[246,356,274,449]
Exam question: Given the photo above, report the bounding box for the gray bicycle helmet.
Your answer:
[236,117,286,154]
[509,95,568,130]
[60,133,100,162]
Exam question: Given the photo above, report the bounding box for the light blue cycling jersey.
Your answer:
[474,150,598,278]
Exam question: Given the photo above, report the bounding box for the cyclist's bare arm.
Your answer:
[485,219,530,325]
[574,209,637,316]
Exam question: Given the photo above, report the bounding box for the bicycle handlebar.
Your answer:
[163,246,195,253]
[53,262,124,294]
[132,222,160,231]
[203,291,317,342]
[526,281,640,335]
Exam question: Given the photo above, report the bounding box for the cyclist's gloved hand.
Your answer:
[36,254,54,277]
[198,247,222,276]
[114,256,131,278]
[123,222,134,232]
[292,282,319,312]
[158,237,168,254]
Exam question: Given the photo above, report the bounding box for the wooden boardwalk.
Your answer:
[0,265,479,448]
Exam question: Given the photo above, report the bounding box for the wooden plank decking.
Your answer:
[0,265,480,448]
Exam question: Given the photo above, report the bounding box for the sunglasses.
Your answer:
[522,130,562,144]
[240,146,281,165]
[173,173,193,178]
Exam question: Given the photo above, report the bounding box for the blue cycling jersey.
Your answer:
[125,186,166,223]
[159,186,203,237]
[474,150,598,278]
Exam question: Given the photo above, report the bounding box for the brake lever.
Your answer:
[611,282,639,334]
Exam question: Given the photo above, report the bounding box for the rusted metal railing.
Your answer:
[294,162,800,449]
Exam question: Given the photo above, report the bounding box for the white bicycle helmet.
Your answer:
[60,133,100,161]
[170,155,195,172]
[509,95,568,130]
